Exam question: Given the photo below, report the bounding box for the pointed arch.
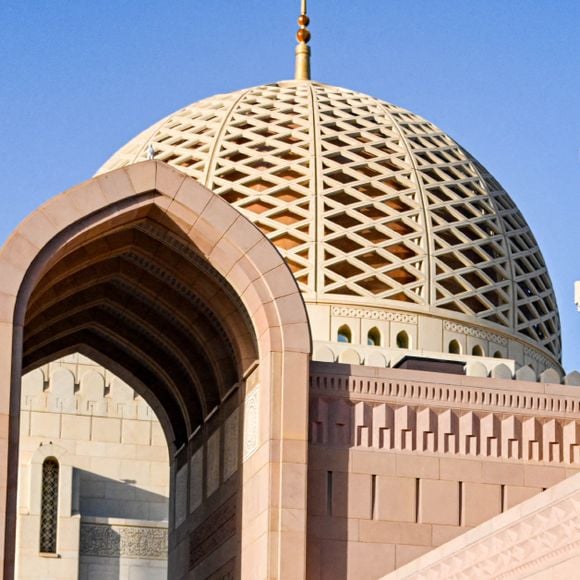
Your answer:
[0,161,311,579]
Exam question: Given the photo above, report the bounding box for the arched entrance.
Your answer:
[0,161,311,579]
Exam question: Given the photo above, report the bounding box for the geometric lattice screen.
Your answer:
[99,81,561,359]
[39,457,59,553]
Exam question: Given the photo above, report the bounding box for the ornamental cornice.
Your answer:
[331,306,417,324]
[309,366,580,465]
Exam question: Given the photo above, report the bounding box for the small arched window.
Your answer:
[472,345,484,357]
[493,351,503,359]
[396,331,409,349]
[367,327,381,347]
[337,325,352,344]
[448,339,461,354]
[40,457,59,553]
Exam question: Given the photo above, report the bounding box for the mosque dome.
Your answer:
[98,80,561,367]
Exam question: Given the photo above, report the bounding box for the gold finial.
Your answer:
[295,0,311,80]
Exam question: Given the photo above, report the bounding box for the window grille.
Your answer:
[39,458,59,553]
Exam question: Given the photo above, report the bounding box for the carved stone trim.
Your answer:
[310,371,580,418]
[79,523,167,560]
[243,386,259,461]
[310,394,580,465]
[331,307,417,324]
[524,345,552,369]
[310,364,580,465]
[444,321,508,345]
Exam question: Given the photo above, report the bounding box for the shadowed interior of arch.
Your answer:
[20,203,259,451]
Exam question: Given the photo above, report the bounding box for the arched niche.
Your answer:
[396,330,410,349]
[0,161,311,580]
[367,327,381,347]
[448,339,461,354]
[337,325,352,343]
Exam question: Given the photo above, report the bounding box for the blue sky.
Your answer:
[0,1,578,371]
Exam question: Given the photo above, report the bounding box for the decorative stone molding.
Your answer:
[383,472,580,579]
[524,345,554,370]
[310,366,580,464]
[79,522,168,560]
[331,307,417,324]
[444,321,507,346]
[243,387,259,461]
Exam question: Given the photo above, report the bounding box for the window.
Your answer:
[471,345,484,357]
[493,350,503,359]
[396,330,409,349]
[40,457,59,553]
[367,327,381,347]
[448,339,461,354]
[337,325,352,343]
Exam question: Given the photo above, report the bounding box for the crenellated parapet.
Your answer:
[310,362,580,465]
[21,354,156,421]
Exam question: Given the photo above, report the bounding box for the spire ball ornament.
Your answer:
[295,0,311,80]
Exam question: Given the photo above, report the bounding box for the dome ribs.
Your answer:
[96,80,562,363]
[201,83,316,291]
[313,83,427,304]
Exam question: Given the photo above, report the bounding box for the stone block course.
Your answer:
[419,479,458,526]
[376,476,416,522]
[462,482,501,527]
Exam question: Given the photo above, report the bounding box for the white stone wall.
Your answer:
[15,354,169,580]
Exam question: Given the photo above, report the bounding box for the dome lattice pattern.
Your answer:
[99,81,560,360]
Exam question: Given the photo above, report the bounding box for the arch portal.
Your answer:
[0,161,311,579]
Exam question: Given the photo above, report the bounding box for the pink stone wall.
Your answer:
[306,363,580,580]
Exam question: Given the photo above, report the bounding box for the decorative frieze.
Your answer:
[309,366,580,465]
[80,523,167,560]
[331,306,417,324]
[524,345,553,369]
[310,370,580,417]
[444,321,507,346]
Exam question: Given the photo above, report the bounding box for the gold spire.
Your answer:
[295,0,311,80]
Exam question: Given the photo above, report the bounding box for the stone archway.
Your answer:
[0,161,311,579]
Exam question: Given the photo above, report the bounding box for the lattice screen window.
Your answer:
[39,457,59,553]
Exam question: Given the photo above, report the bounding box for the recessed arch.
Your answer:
[0,161,311,579]
[367,327,381,347]
[472,345,484,357]
[337,325,352,343]
[396,330,410,349]
[449,339,461,354]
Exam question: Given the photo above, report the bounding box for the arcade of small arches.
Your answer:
[335,325,504,360]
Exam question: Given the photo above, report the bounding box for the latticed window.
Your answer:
[39,457,59,553]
